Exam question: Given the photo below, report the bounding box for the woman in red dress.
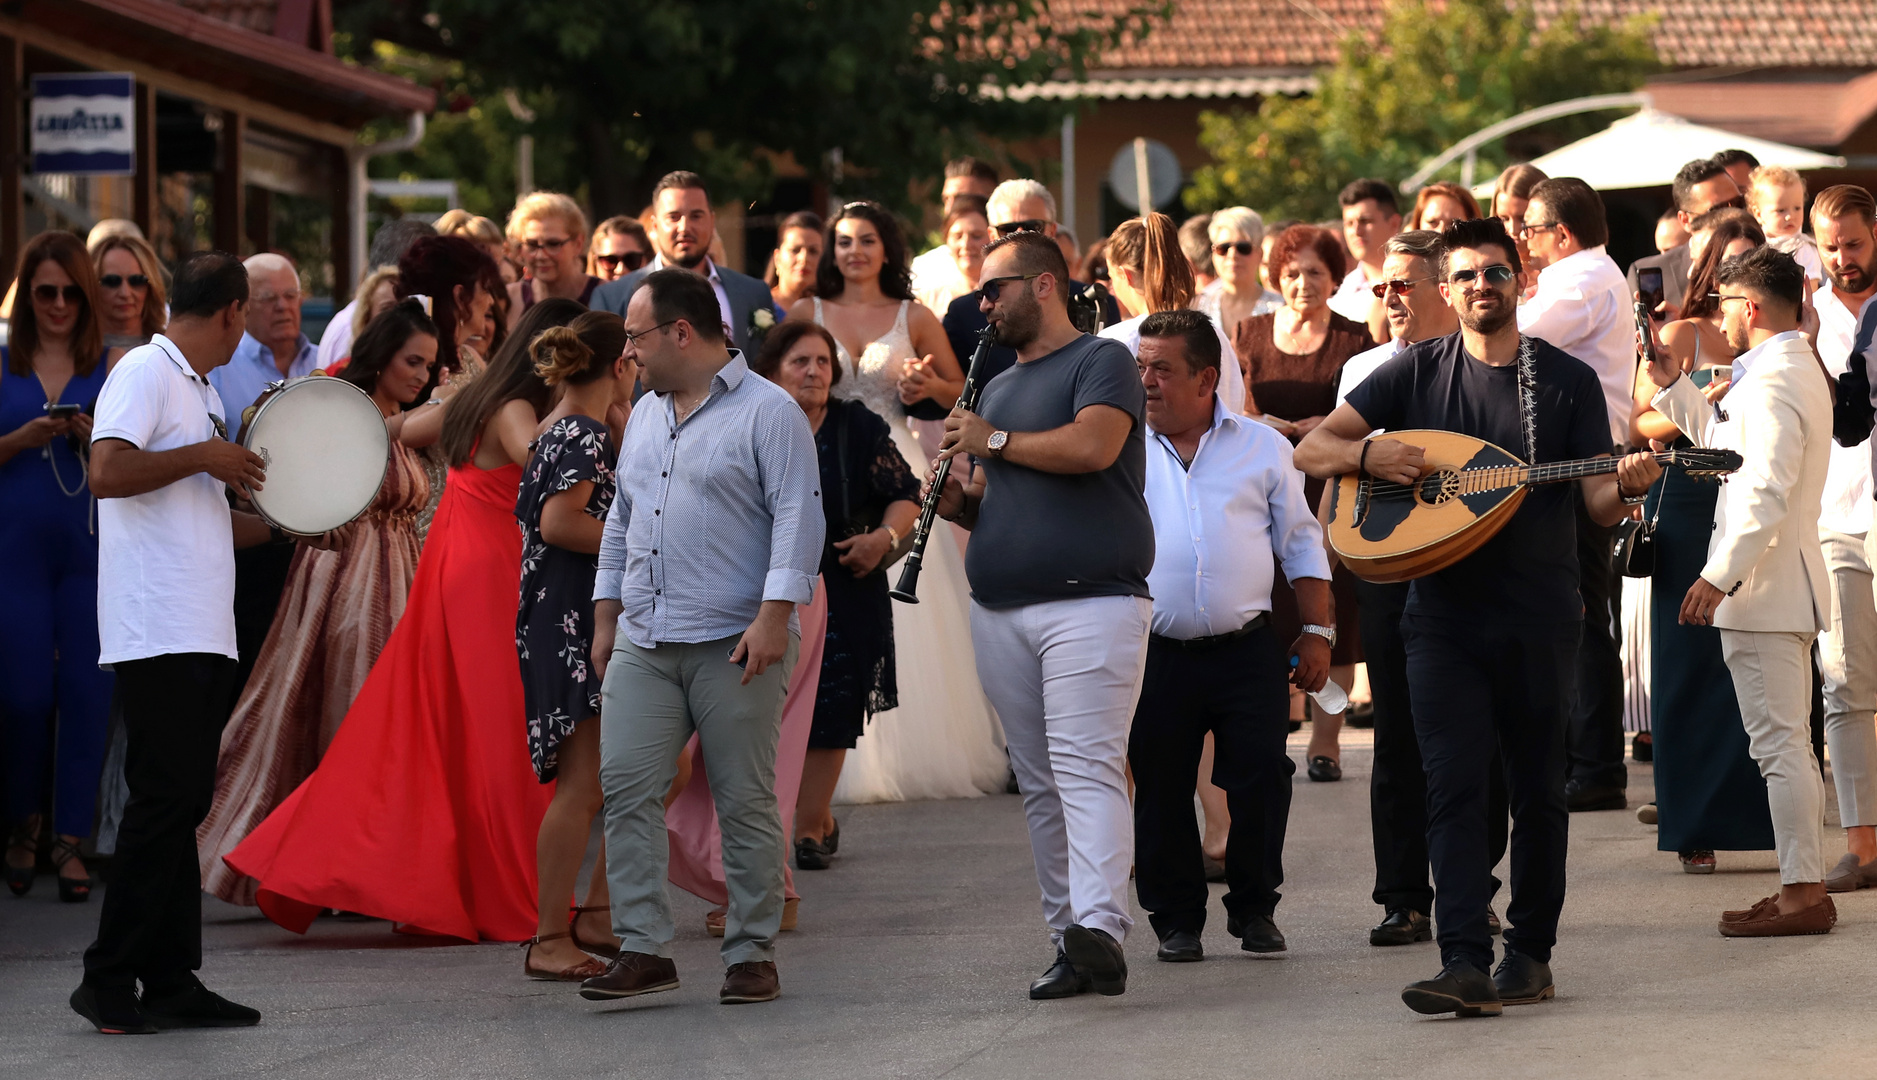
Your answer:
[224,298,589,942]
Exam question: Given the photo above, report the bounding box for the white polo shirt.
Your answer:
[92,336,238,664]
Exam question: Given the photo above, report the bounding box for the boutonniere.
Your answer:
[749,306,777,344]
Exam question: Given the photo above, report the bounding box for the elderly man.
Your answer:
[1628,157,1744,312]
[1644,246,1836,937]
[1128,309,1332,964]
[590,171,780,354]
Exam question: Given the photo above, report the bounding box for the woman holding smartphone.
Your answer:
[0,232,115,902]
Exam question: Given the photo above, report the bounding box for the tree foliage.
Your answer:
[338,0,1169,220]
[1186,0,1660,221]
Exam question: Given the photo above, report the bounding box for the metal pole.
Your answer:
[1060,113,1076,239]
[1133,136,1152,218]
[516,134,535,196]
[1462,148,1476,190]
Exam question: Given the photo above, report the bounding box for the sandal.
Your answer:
[520,931,607,982]
[5,825,36,897]
[49,837,91,903]
[568,905,620,959]
[1680,850,1717,875]
[705,897,799,937]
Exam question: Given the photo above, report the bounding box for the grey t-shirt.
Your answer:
[966,333,1154,609]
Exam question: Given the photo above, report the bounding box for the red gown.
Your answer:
[225,460,552,942]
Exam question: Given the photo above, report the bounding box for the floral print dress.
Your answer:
[514,414,616,782]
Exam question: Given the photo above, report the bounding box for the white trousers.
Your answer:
[971,594,1151,944]
[1820,531,1877,828]
[1721,628,1827,884]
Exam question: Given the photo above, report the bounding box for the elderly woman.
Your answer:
[1196,206,1283,335]
[753,320,918,871]
[1234,223,1376,782]
[504,191,600,327]
[90,233,167,354]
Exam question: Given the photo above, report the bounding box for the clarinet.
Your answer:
[891,324,997,604]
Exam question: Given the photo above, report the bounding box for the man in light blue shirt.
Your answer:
[208,254,317,442]
[581,270,822,1007]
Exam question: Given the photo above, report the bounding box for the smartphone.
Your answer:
[46,403,80,420]
[1636,267,1665,318]
[1632,301,1661,371]
[1689,368,1718,389]
[727,646,748,670]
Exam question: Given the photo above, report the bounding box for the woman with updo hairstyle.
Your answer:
[1098,211,1248,413]
[513,311,640,979]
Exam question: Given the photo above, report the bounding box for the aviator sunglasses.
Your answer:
[1446,265,1517,287]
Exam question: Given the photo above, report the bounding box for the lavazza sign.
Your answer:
[30,72,136,177]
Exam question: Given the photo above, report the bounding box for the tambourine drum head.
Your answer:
[243,377,389,536]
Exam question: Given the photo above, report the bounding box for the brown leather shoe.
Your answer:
[720,961,780,1004]
[1718,895,1837,937]
[1721,895,1779,923]
[578,952,679,1000]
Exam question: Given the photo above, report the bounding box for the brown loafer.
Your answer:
[579,952,679,1000]
[1718,895,1836,937]
[1823,853,1877,893]
[1721,895,1780,923]
[720,960,780,1004]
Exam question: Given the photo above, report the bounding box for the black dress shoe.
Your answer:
[70,982,156,1035]
[1564,778,1627,812]
[1492,949,1555,1005]
[139,977,261,1029]
[1401,960,1502,1017]
[1156,929,1204,962]
[823,819,841,856]
[793,835,832,870]
[1028,949,1092,999]
[1370,908,1432,946]
[1061,924,1127,996]
[1227,912,1287,953]
[1306,755,1343,782]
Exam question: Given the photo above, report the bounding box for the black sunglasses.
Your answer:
[981,273,1041,302]
[32,284,84,303]
[596,251,648,272]
[100,273,150,289]
[1213,241,1257,257]
[522,237,573,252]
[993,219,1049,237]
[1447,265,1518,287]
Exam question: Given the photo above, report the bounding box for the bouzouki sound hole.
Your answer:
[1414,467,1461,506]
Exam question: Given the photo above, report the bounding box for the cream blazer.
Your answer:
[1652,333,1832,634]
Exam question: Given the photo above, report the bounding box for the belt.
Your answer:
[1150,612,1268,652]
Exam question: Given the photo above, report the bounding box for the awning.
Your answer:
[1501,108,1846,192]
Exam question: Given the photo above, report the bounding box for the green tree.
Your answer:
[1186,0,1660,221]
[338,0,1169,219]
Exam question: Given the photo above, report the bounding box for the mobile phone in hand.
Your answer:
[46,403,81,420]
[1637,267,1665,319]
[1689,368,1717,389]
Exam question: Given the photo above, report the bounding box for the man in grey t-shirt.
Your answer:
[933,232,1154,1000]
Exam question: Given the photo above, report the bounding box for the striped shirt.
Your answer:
[594,351,823,648]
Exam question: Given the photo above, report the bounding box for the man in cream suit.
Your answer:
[1642,245,1838,937]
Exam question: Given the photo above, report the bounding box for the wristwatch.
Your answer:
[986,429,1009,457]
[1301,623,1337,648]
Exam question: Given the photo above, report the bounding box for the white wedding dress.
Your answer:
[813,299,1009,803]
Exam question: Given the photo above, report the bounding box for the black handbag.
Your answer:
[1613,471,1665,578]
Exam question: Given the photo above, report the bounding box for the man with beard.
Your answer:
[929,230,1155,999]
[590,171,780,355]
[1815,185,1877,892]
[1295,218,1658,1017]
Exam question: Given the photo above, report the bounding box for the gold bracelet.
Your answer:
[882,523,903,546]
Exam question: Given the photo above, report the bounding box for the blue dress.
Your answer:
[0,348,115,837]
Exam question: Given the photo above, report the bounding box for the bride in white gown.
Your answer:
[792,203,1008,803]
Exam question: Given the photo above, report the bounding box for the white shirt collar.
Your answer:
[1732,329,1803,377]
[1535,244,1606,281]
[651,254,721,283]
[149,333,210,385]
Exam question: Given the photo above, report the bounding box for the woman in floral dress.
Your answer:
[513,311,635,979]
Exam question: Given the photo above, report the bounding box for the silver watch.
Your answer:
[1302,623,1337,647]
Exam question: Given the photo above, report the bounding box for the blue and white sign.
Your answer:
[31,72,136,176]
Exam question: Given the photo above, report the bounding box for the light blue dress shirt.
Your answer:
[594,352,824,648]
[209,332,319,442]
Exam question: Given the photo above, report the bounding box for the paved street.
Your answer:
[2,734,1866,1079]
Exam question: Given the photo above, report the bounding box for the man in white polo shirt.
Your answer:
[73,251,271,1036]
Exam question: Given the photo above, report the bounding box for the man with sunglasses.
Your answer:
[929,230,1154,1000]
[1627,156,1745,314]
[1517,178,1638,817]
[1297,218,1659,1017]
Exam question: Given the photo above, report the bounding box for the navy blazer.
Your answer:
[589,260,781,355]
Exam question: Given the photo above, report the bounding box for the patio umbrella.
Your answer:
[1472,108,1846,194]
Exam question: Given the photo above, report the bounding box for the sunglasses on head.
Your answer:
[32,284,84,304]
[596,251,648,272]
[100,273,150,289]
[1213,241,1256,257]
[1369,277,1433,299]
[1447,264,1517,287]
[992,219,1049,237]
[981,273,1041,302]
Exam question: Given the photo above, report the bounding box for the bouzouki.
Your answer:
[1325,430,1742,584]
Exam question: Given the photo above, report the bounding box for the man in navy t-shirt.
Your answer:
[1295,218,1662,1018]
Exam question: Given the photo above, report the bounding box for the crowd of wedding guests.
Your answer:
[10,141,1877,1026]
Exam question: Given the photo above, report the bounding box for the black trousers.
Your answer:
[1128,622,1292,940]
[1358,581,1508,915]
[230,542,293,715]
[1402,614,1575,971]
[83,652,236,991]
[1568,491,1627,790]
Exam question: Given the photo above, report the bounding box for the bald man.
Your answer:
[206,253,317,710]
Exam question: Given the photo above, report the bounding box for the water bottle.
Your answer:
[1290,655,1349,715]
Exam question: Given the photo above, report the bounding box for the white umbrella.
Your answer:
[1470,108,1846,195]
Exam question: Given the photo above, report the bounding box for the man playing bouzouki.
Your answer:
[1295,218,1661,1019]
